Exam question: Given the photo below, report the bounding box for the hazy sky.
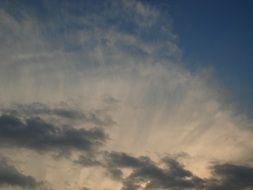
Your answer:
[0,0,253,190]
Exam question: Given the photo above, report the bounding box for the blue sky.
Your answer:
[167,0,253,115]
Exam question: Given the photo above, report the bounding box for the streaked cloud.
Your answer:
[0,0,252,189]
[1,103,115,127]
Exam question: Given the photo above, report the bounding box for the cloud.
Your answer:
[75,155,102,167]
[80,187,92,190]
[77,151,253,190]
[0,113,107,155]
[105,151,149,168]
[207,163,253,190]
[121,0,159,27]
[76,151,205,189]
[0,158,41,188]
[2,103,84,121]
[0,0,253,189]
[103,152,204,190]
[1,103,115,127]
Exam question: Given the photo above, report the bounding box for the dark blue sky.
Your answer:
[166,0,253,115]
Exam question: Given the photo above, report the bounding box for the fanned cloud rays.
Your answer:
[0,0,253,190]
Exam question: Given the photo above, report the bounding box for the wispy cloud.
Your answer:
[0,0,253,189]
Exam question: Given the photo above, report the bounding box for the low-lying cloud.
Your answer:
[0,113,107,155]
[0,158,41,188]
[76,151,253,190]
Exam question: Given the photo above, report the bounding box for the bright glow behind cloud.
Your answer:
[0,0,253,190]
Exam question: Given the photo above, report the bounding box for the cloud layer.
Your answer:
[76,151,253,190]
[0,106,108,156]
[0,0,253,190]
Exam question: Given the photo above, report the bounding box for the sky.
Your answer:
[0,0,253,190]
[168,0,253,115]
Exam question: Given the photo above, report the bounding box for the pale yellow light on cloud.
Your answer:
[0,0,253,189]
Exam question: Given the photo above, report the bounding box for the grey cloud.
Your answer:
[0,114,107,155]
[2,103,115,127]
[114,154,253,190]
[98,152,204,190]
[207,163,253,190]
[106,167,123,181]
[0,159,41,188]
[121,158,204,190]
[105,151,151,168]
[80,187,92,190]
[83,110,116,127]
[75,155,102,167]
[162,157,192,178]
[117,155,253,190]
[2,103,84,120]
[71,150,253,190]
[103,96,119,105]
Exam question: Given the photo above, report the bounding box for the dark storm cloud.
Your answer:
[114,154,253,190]
[0,114,107,155]
[73,150,253,189]
[2,103,115,127]
[120,157,204,190]
[162,157,192,178]
[75,155,102,167]
[106,167,123,181]
[105,151,151,168]
[98,152,204,190]
[0,159,40,188]
[207,163,253,190]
